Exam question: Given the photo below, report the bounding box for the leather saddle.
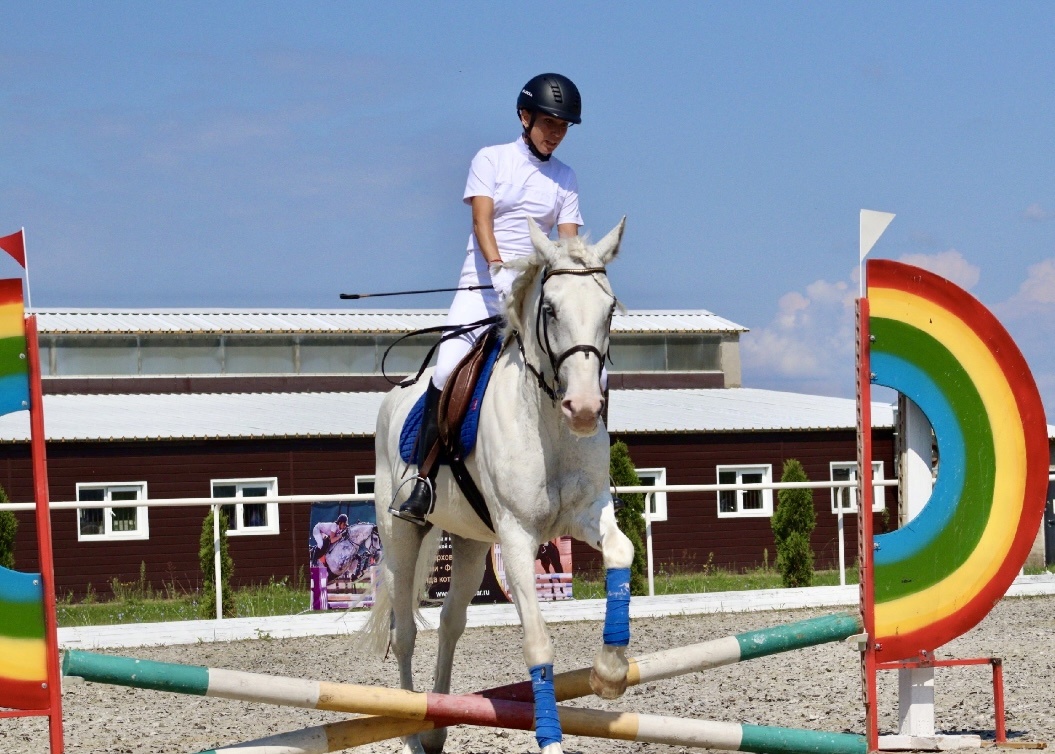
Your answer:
[437,324,500,456]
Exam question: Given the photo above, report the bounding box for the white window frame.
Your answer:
[354,475,375,496]
[211,477,279,536]
[76,482,150,542]
[716,465,774,518]
[830,461,886,513]
[635,467,667,522]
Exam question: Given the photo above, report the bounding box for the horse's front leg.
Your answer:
[419,535,493,754]
[573,501,635,699]
[500,528,563,754]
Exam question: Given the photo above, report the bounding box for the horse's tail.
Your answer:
[359,526,443,655]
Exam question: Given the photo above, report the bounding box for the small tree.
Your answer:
[771,459,815,587]
[609,441,647,595]
[199,508,236,618]
[0,485,16,570]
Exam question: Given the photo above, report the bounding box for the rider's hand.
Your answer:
[489,262,518,299]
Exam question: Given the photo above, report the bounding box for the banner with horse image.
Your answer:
[427,535,574,604]
[308,502,381,610]
[307,500,573,609]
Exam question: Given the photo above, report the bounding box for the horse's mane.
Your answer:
[500,235,602,343]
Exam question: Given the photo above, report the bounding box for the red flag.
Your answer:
[0,229,25,268]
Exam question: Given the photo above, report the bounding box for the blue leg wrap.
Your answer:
[529,663,562,749]
[602,567,631,646]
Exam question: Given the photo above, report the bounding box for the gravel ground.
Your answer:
[4,595,1053,754]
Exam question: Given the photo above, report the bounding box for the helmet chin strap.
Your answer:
[521,110,551,162]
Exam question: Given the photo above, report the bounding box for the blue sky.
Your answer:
[3,3,1055,416]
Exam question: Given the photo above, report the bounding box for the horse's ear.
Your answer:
[593,217,626,264]
[528,217,559,262]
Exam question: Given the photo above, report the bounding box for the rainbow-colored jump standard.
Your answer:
[0,567,49,710]
[867,259,1047,662]
[0,278,29,416]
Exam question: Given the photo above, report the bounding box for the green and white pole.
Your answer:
[63,612,864,754]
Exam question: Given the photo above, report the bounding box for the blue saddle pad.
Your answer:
[399,334,502,463]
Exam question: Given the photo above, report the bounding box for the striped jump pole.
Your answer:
[63,612,863,754]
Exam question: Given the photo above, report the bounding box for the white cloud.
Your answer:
[995,258,1055,318]
[1021,203,1051,222]
[896,249,980,290]
[741,273,858,397]
[742,249,981,400]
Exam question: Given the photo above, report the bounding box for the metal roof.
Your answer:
[609,388,895,434]
[33,308,747,335]
[0,388,895,443]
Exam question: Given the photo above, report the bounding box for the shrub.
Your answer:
[771,459,816,588]
[199,508,236,618]
[0,485,16,570]
[609,440,647,595]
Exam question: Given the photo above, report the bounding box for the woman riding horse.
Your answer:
[391,72,585,524]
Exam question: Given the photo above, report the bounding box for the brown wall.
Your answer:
[572,430,897,577]
[3,429,895,598]
[4,438,375,598]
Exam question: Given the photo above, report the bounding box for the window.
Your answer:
[830,462,886,513]
[355,475,375,497]
[211,478,279,536]
[76,482,149,541]
[635,468,667,522]
[716,465,773,518]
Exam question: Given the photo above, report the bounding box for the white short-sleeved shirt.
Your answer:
[462,138,582,260]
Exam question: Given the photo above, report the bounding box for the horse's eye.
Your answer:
[542,302,556,319]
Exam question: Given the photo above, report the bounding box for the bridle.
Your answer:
[512,266,614,401]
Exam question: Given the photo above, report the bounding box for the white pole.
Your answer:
[645,495,655,597]
[213,504,223,620]
[837,505,846,586]
[20,227,33,310]
[897,395,936,737]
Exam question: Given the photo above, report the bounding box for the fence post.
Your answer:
[212,504,223,620]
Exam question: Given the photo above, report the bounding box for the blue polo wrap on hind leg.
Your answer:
[602,567,631,646]
[529,663,561,748]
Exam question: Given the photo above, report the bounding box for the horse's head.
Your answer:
[502,217,626,436]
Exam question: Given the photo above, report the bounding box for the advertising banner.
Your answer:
[309,502,573,608]
[308,502,380,610]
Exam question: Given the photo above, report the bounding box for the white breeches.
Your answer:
[432,252,501,390]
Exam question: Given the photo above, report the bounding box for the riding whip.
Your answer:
[340,284,493,300]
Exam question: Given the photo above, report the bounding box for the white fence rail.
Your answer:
[0,480,919,619]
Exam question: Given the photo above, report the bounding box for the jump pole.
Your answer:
[63,612,864,754]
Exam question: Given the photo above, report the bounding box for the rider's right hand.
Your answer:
[489,262,518,299]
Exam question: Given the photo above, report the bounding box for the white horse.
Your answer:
[367,218,634,754]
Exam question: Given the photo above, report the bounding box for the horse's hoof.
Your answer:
[400,735,427,754]
[419,727,447,754]
[589,666,628,699]
[589,645,629,699]
[540,743,564,754]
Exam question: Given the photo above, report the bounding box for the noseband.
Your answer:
[513,266,612,401]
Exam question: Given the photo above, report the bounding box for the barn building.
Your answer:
[2,308,904,597]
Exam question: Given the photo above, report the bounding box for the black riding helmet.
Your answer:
[517,73,582,124]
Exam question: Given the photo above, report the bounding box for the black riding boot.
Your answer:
[391,382,441,525]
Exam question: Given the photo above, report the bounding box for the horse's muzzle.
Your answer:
[561,395,603,436]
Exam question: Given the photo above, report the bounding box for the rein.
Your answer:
[512,266,611,402]
[382,315,501,387]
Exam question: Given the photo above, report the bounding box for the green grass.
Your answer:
[573,566,859,600]
[57,576,314,628]
[57,559,1055,627]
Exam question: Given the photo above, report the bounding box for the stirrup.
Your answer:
[390,476,433,526]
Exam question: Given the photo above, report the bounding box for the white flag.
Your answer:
[860,209,895,261]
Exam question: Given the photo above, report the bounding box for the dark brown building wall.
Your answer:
[5,438,376,598]
[571,430,897,577]
[4,428,896,598]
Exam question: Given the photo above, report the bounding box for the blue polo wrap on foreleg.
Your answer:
[529,663,561,749]
[602,566,631,646]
